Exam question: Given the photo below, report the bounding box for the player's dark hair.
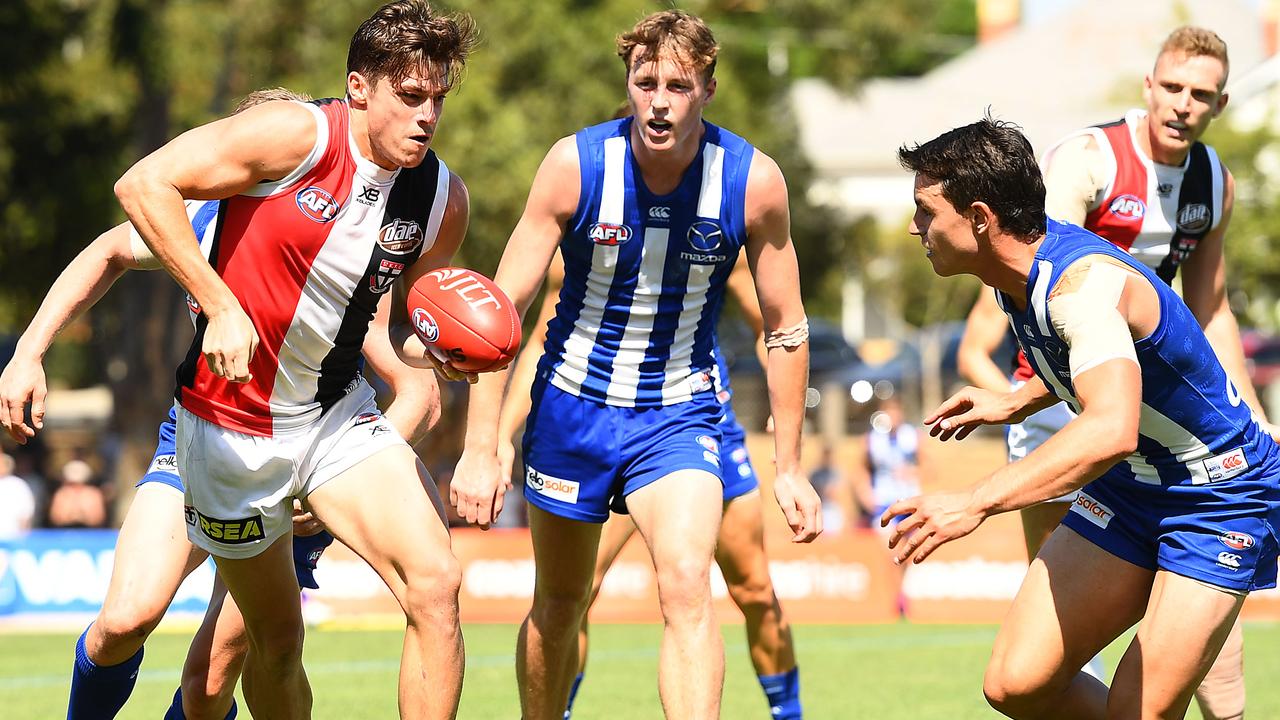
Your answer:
[347,0,478,91]
[897,115,1046,238]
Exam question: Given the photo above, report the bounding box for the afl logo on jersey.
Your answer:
[1177,203,1211,234]
[379,219,424,254]
[412,308,440,343]
[589,223,632,246]
[1108,194,1145,222]
[296,186,340,223]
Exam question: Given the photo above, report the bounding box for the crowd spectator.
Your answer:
[0,451,36,537]
[47,459,107,529]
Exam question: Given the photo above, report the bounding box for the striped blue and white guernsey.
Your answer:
[540,117,755,407]
[996,218,1275,487]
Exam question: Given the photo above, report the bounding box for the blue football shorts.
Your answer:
[522,381,725,523]
[720,421,759,502]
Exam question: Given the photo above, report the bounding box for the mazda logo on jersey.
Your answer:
[589,223,632,246]
[1107,194,1145,222]
[412,308,440,343]
[1177,203,1210,234]
[682,220,728,264]
[378,219,424,254]
[296,186,340,223]
[369,258,406,294]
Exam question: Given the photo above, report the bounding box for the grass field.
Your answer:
[3,621,1278,718]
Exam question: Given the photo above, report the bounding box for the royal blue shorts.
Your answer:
[522,381,725,523]
[138,407,335,588]
[1062,460,1280,593]
[720,422,759,502]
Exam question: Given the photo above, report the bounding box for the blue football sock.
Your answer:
[67,625,144,720]
[163,687,238,720]
[758,667,802,720]
[563,672,584,719]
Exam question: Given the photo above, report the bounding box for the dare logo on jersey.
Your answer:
[589,223,632,246]
[378,219,424,254]
[1107,194,1145,222]
[1220,531,1255,551]
[1177,203,1211,234]
[296,186,340,223]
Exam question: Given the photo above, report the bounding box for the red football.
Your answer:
[406,267,521,374]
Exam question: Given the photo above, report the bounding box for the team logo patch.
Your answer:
[378,219,424,254]
[353,412,381,427]
[731,447,749,464]
[296,186,340,223]
[1107,194,1145,222]
[1202,447,1249,482]
[1070,491,1114,529]
[147,454,177,476]
[185,506,265,544]
[1217,552,1242,570]
[1177,203,1211,233]
[703,450,721,466]
[649,206,671,221]
[1220,531,1255,551]
[412,308,440,343]
[588,223,632,246]
[696,434,720,454]
[370,258,406,294]
[525,466,580,504]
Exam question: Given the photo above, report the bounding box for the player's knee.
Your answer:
[726,572,777,619]
[402,553,462,626]
[982,662,1053,719]
[95,598,165,650]
[655,557,713,618]
[531,581,592,631]
[248,619,305,672]
[180,673,236,720]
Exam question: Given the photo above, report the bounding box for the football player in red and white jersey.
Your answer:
[958,26,1257,720]
[109,3,476,718]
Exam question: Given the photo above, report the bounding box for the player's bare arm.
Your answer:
[888,256,1151,564]
[364,291,442,446]
[114,100,317,383]
[451,135,579,528]
[956,290,1016,394]
[1041,134,1107,225]
[925,376,1057,442]
[743,148,821,543]
[389,170,471,376]
[0,223,145,443]
[1179,169,1268,422]
[495,251,564,480]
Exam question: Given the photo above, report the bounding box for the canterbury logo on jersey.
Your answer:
[185,506,265,544]
[1202,447,1249,482]
[296,186,340,223]
[378,219,424,254]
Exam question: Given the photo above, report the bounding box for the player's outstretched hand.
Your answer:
[202,305,259,384]
[291,499,326,537]
[425,351,479,385]
[0,355,47,444]
[450,448,507,530]
[882,490,984,564]
[774,470,823,543]
[496,439,517,491]
[924,386,1015,441]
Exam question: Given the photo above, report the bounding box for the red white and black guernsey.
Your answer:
[176,98,450,437]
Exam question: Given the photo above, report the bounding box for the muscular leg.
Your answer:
[565,513,637,717]
[1018,502,1070,560]
[212,533,310,719]
[715,490,801,719]
[171,575,245,720]
[1108,573,1245,720]
[628,469,725,720]
[69,483,208,719]
[306,449,462,719]
[983,526,1151,720]
[1194,617,1245,720]
[715,491,795,675]
[518,504,603,720]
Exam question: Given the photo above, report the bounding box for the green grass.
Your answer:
[3,622,1278,718]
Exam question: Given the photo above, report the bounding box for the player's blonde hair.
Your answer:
[616,10,718,84]
[232,87,312,115]
[1158,26,1229,81]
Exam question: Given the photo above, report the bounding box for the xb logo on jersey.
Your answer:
[296,186,340,223]
[682,220,727,264]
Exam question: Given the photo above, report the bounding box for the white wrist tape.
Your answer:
[1048,261,1138,378]
[128,228,163,270]
[764,318,810,349]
